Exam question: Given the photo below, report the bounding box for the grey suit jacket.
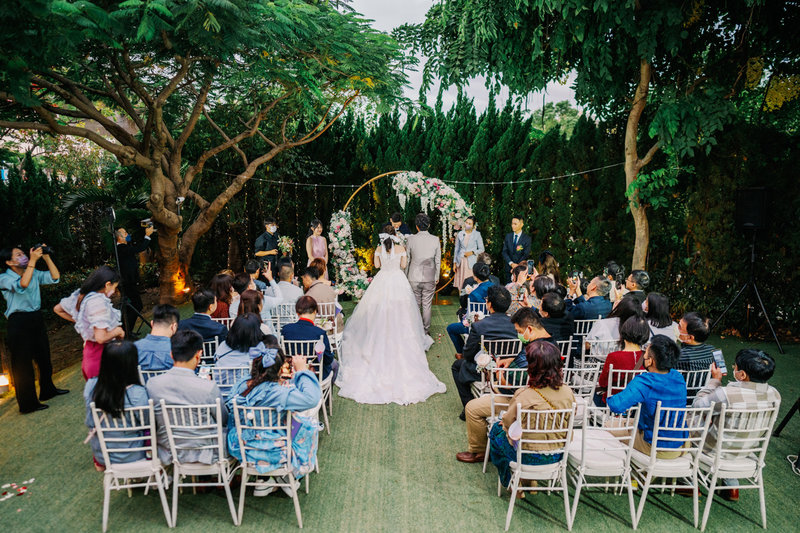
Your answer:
[406,230,442,283]
[146,367,228,465]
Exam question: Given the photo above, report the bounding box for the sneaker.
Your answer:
[280,477,301,497]
[253,478,276,497]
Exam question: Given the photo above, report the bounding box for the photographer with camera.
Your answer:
[1,244,69,414]
[115,223,154,334]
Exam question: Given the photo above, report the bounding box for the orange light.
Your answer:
[182,287,191,293]
[0,373,9,392]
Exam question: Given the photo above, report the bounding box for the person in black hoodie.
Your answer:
[115,225,154,333]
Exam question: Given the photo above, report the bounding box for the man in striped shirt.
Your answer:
[693,348,780,501]
[676,312,717,371]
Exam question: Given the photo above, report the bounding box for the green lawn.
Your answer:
[1,300,799,532]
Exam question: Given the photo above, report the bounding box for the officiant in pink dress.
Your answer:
[305,219,329,280]
[453,216,484,290]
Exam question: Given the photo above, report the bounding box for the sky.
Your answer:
[349,0,577,114]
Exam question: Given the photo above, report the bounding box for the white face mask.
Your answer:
[268,225,277,233]
[105,287,116,298]
[465,223,473,230]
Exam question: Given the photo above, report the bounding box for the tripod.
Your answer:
[712,227,784,354]
[108,209,150,339]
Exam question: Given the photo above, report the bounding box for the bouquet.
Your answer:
[475,349,496,372]
[278,236,294,254]
[461,310,485,327]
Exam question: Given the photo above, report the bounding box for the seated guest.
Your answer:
[135,304,180,371]
[624,269,650,305]
[310,258,332,286]
[281,296,338,381]
[488,340,575,487]
[179,288,228,343]
[505,264,530,316]
[226,343,321,485]
[693,348,780,502]
[586,295,644,347]
[607,335,687,458]
[301,266,344,332]
[451,286,517,417]
[231,269,283,324]
[84,340,150,470]
[535,250,563,285]
[448,262,496,358]
[459,253,501,298]
[604,260,626,304]
[209,273,234,319]
[229,272,253,314]
[538,292,573,342]
[644,292,679,342]
[238,289,274,336]
[566,276,613,320]
[215,313,266,367]
[528,274,557,310]
[245,259,267,291]
[277,263,304,304]
[676,311,717,371]
[457,308,555,463]
[146,330,228,464]
[595,315,650,406]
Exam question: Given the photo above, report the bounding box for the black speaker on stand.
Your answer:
[711,187,784,353]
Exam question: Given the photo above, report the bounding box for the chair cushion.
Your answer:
[698,452,758,474]
[630,448,693,474]
[568,429,628,471]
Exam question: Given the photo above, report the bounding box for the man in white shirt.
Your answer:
[277,263,304,304]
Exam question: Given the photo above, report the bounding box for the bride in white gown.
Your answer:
[336,226,446,405]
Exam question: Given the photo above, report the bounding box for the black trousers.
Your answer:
[6,310,57,412]
[451,359,479,408]
[120,284,143,335]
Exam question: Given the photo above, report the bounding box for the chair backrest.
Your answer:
[201,336,219,365]
[212,366,251,400]
[316,301,336,319]
[577,405,641,471]
[676,368,712,404]
[231,400,292,471]
[211,317,234,329]
[710,403,780,466]
[606,366,646,398]
[514,404,575,466]
[90,399,157,469]
[648,403,713,463]
[281,336,325,382]
[480,336,523,360]
[275,302,298,331]
[573,318,599,336]
[582,339,618,365]
[160,398,226,466]
[563,364,601,401]
[557,339,571,360]
[467,301,487,316]
[137,365,169,386]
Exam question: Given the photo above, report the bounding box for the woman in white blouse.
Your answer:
[644,292,679,342]
[54,266,124,380]
[453,216,485,290]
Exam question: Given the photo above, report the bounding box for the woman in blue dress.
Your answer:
[226,343,321,492]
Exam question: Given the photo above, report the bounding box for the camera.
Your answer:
[34,243,53,255]
[140,218,154,228]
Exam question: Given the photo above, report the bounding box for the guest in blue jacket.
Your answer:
[281,296,338,381]
[178,288,228,343]
[446,262,496,358]
[134,304,180,371]
[566,276,613,320]
[214,313,266,367]
[607,335,688,458]
[226,343,321,481]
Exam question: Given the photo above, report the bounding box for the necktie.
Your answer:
[513,234,518,248]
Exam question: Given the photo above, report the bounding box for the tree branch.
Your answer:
[638,141,661,169]
[204,109,249,167]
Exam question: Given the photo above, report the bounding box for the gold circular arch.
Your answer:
[339,170,454,297]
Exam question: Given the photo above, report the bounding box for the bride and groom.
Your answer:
[336,213,447,405]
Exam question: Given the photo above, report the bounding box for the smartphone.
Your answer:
[712,349,727,375]
[527,260,536,275]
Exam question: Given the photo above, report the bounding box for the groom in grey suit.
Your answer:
[406,213,441,335]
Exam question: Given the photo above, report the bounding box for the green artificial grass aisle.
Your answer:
[1,300,799,532]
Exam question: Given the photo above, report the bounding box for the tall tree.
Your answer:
[0,0,406,301]
[399,0,799,268]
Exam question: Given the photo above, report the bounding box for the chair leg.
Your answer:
[482,439,490,473]
[504,472,519,531]
[692,474,700,529]
[700,472,718,532]
[327,386,333,416]
[626,475,637,530]
[102,476,112,533]
[321,400,331,435]
[758,476,768,529]
[305,473,309,495]
[634,473,653,528]
[562,471,573,531]
[155,470,173,528]
[570,476,584,529]
[171,471,180,527]
[222,474,239,526]
[289,473,303,529]
[237,472,249,525]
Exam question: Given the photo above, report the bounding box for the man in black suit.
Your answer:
[177,289,227,343]
[500,214,532,282]
[451,285,517,418]
[115,225,154,333]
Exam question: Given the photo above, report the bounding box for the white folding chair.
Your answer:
[211,317,234,329]
[282,336,331,434]
[573,318,600,336]
[138,365,169,385]
[160,398,238,526]
[698,402,781,531]
[500,404,575,531]
[630,403,713,529]
[677,368,712,405]
[232,401,303,528]
[90,399,172,532]
[481,367,530,473]
[557,339,572,361]
[212,366,251,402]
[563,364,601,425]
[606,366,646,399]
[582,339,618,366]
[567,405,641,530]
[481,336,523,361]
[201,336,219,365]
[316,301,342,358]
[467,301,488,316]
[275,302,298,333]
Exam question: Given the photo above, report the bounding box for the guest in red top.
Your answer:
[209,273,233,319]
[595,315,651,406]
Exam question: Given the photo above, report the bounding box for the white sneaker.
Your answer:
[253,478,276,497]
[280,477,300,497]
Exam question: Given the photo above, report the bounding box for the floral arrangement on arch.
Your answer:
[391,171,472,255]
[328,210,372,299]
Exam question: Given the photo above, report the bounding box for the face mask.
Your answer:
[517,333,530,344]
[125,235,132,243]
[465,224,473,230]
[16,255,29,267]
[268,225,277,233]
[105,287,116,298]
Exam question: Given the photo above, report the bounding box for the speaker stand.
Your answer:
[711,228,784,354]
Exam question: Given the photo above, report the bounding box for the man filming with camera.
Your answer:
[1,243,69,414]
[115,223,155,334]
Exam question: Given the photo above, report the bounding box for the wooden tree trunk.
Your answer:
[155,228,191,304]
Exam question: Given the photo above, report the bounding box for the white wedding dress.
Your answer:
[336,244,446,405]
